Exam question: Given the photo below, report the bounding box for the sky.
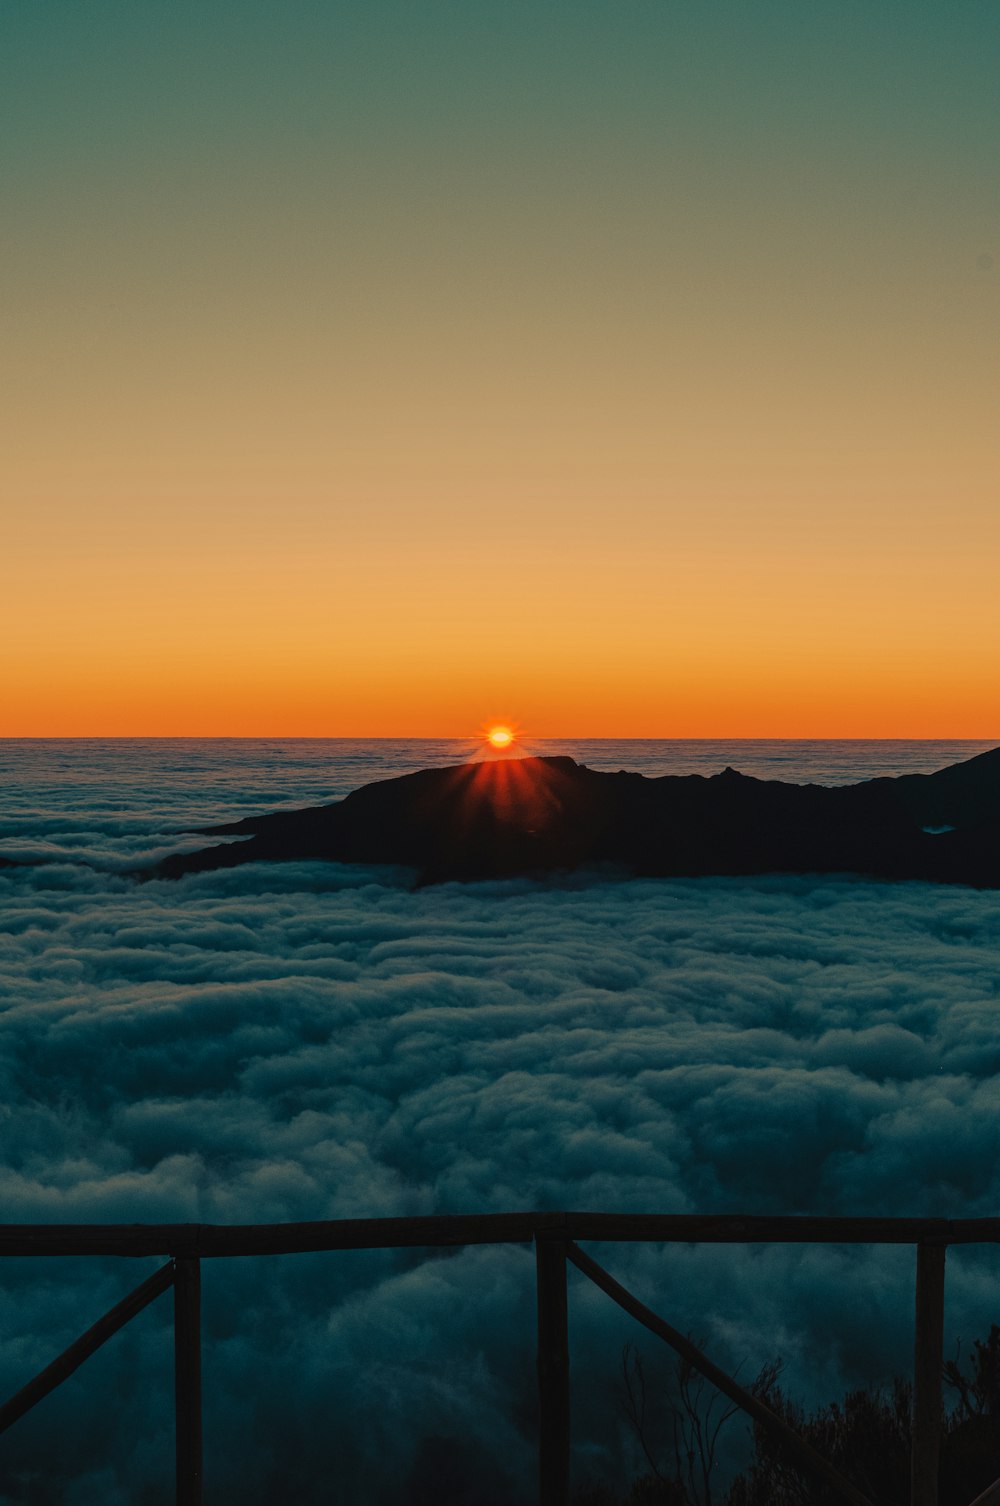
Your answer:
[3,1,999,736]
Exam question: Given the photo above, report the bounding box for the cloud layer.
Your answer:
[2,852,1000,1502]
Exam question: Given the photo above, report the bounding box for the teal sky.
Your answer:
[7,5,999,167]
[3,2,999,735]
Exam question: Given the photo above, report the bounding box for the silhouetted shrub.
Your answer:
[580,1325,1000,1506]
[728,1324,1000,1506]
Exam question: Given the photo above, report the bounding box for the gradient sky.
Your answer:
[3,1,998,736]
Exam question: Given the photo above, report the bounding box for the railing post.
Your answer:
[174,1257,203,1506]
[536,1236,570,1506]
[911,1241,945,1506]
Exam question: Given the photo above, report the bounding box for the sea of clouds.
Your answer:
[2,833,1000,1503]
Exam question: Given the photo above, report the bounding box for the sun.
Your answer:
[486,725,515,749]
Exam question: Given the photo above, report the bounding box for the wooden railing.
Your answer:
[2,1213,999,1506]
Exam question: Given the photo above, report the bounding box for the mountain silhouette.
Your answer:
[153,746,1000,887]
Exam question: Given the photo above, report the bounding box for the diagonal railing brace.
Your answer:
[0,1261,174,1436]
[565,1241,875,1506]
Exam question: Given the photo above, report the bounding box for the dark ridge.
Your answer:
[148,746,1000,888]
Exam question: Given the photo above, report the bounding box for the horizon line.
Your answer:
[2,734,998,744]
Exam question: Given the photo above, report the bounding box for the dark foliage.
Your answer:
[724,1373,911,1506]
[728,1324,1000,1506]
[582,1326,1000,1506]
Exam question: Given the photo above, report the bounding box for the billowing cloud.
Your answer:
[2,854,1000,1501]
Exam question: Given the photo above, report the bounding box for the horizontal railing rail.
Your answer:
[1,1213,997,1506]
[2,1211,1000,1258]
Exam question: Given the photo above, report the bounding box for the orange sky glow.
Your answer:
[3,6,998,738]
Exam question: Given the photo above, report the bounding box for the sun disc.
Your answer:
[487,725,514,749]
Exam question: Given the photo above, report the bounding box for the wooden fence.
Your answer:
[2,1213,999,1506]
